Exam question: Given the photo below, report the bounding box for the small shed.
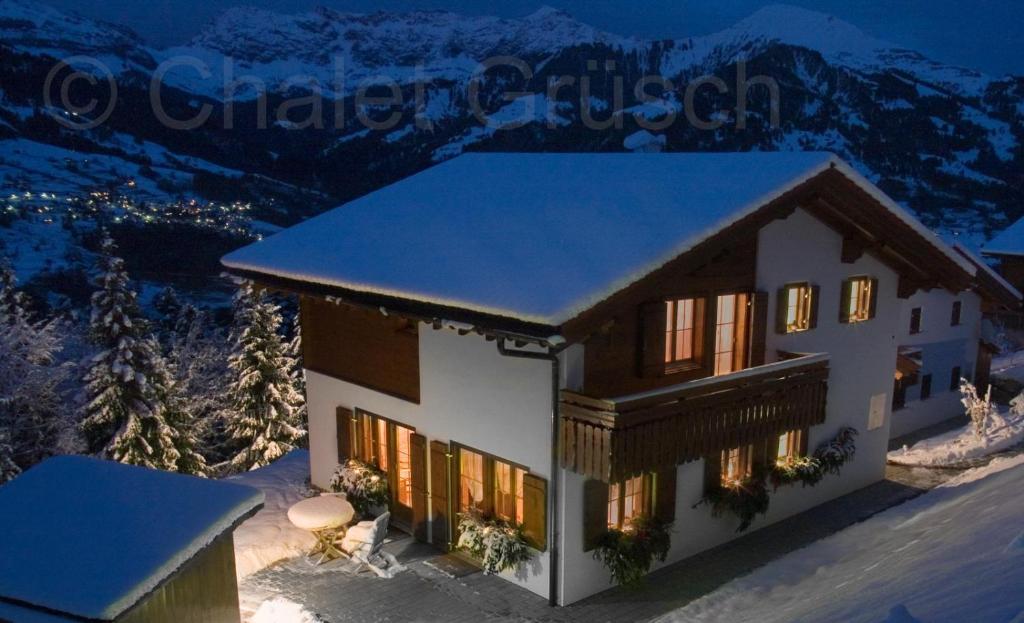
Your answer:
[0,456,263,622]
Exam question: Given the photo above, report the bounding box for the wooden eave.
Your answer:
[225,267,560,343]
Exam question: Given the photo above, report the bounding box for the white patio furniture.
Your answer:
[338,512,404,578]
[286,494,355,564]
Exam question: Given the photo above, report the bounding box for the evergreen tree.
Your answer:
[0,428,20,484]
[79,234,206,474]
[0,260,71,470]
[286,310,308,429]
[222,282,305,471]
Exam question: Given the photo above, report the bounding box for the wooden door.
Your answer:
[390,423,415,530]
[429,440,451,549]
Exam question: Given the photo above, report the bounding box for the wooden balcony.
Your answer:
[560,354,830,482]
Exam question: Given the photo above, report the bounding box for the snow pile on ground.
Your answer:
[657,454,1024,623]
[889,413,1024,467]
[251,597,323,623]
[228,449,317,579]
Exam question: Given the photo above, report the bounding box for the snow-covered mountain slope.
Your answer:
[1,0,1022,243]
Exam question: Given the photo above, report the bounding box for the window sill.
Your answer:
[665,361,702,375]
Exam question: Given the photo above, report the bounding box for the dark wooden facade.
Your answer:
[300,296,421,403]
[118,534,242,623]
[559,356,830,482]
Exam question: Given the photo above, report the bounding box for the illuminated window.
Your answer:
[776,430,802,461]
[845,277,873,323]
[375,418,389,472]
[395,425,414,507]
[664,298,703,365]
[607,475,647,530]
[783,284,813,333]
[459,448,485,513]
[494,461,525,524]
[715,294,736,375]
[721,445,752,486]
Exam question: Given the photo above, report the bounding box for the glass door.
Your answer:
[714,293,750,375]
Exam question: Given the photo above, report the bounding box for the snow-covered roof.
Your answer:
[223,152,974,326]
[983,216,1024,257]
[0,456,263,621]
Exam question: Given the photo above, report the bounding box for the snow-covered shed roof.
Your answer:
[223,152,975,328]
[983,216,1024,257]
[0,456,263,621]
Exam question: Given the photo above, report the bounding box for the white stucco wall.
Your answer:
[888,289,982,438]
[558,207,904,604]
[305,326,556,598]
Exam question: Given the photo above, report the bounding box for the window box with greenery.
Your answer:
[698,428,858,531]
[839,276,877,323]
[453,445,547,551]
[456,510,533,575]
[776,282,819,334]
[584,468,676,586]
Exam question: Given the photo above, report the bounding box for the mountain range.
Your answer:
[1,0,1022,247]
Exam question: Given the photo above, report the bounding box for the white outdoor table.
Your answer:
[287,495,355,563]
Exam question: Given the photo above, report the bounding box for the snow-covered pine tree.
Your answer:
[79,234,205,474]
[222,282,305,471]
[0,260,72,469]
[0,427,20,484]
[287,309,308,430]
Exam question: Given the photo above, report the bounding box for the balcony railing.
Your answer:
[559,354,830,482]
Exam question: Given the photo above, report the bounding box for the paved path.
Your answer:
[240,467,941,623]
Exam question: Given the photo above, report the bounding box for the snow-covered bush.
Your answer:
[1009,392,1024,418]
[960,379,996,438]
[330,458,389,517]
[591,515,672,586]
[0,428,21,484]
[456,511,533,575]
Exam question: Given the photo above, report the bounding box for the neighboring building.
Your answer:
[0,456,263,623]
[222,152,1019,605]
[983,216,1024,294]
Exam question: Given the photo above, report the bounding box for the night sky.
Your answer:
[43,0,1024,76]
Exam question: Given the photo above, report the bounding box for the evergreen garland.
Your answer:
[222,282,305,471]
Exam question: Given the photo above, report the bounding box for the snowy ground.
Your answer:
[657,454,1024,623]
[227,450,316,579]
[889,414,1024,467]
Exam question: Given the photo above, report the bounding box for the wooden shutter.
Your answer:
[808,285,821,329]
[583,479,609,551]
[749,291,769,367]
[868,277,879,319]
[522,473,548,551]
[703,452,722,493]
[653,467,677,523]
[335,406,354,463]
[639,300,667,377]
[410,433,428,542]
[429,440,450,549]
[838,279,853,323]
[798,427,810,456]
[775,287,789,334]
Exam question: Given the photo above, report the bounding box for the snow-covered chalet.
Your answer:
[222,152,1019,604]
